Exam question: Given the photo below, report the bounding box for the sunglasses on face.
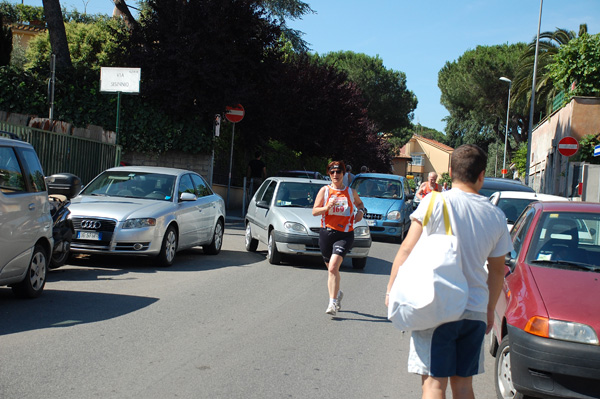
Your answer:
[329,170,343,175]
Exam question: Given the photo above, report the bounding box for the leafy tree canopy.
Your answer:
[547,33,600,103]
[438,43,528,155]
[318,51,417,134]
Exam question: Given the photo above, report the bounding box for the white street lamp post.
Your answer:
[500,77,512,178]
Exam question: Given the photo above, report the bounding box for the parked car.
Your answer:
[350,173,414,241]
[68,166,225,267]
[490,201,600,399]
[0,135,52,298]
[479,177,534,197]
[488,190,569,230]
[245,177,371,268]
[276,170,327,180]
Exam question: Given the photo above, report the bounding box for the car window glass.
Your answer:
[275,182,325,208]
[511,207,535,258]
[178,174,196,198]
[18,147,46,192]
[191,174,212,198]
[351,177,402,199]
[0,146,26,193]
[497,198,535,223]
[260,181,277,204]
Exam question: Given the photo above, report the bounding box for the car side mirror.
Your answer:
[256,200,270,209]
[180,192,197,201]
[505,253,516,271]
[407,192,414,200]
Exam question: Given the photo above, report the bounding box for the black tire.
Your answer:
[352,257,367,269]
[49,235,71,269]
[12,244,48,298]
[204,220,224,255]
[495,335,526,399]
[156,225,177,267]
[245,223,258,252]
[267,230,281,265]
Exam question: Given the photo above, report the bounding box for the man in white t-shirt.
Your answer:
[385,144,512,399]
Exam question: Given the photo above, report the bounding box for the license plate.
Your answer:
[77,231,101,240]
[367,220,376,227]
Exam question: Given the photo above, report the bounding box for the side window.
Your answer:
[191,174,212,198]
[404,180,411,197]
[511,208,535,258]
[17,147,46,192]
[178,174,196,199]
[254,179,271,201]
[260,181,277,205]
[0,146,26,193]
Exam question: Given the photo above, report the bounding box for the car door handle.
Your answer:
[29,203,36,211]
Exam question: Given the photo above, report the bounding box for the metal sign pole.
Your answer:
[226,122,235,209]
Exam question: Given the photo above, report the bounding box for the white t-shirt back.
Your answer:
[411,188,513,313]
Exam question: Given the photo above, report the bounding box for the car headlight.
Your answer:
[283,222,307,234]
[550,320,599,345]
[122,218,156,229]
[386,210,401,220]
[354,226,370,237]
[525,316,599,345]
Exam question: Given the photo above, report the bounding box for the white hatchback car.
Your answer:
[245,177,371,268]
[489,190,569,231]
[0,136,53,298]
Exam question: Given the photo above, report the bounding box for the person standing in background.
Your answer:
[247,151,266,196]
[416,171,440,200]
[343,164,355,187]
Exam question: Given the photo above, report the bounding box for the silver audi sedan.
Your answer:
[68,166,225,266]
[245,177,371,269]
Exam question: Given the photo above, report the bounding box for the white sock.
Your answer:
[329,298,337,306]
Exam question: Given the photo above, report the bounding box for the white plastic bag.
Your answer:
[387,192,468,331]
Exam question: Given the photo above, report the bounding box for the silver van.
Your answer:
[0,136,53,298]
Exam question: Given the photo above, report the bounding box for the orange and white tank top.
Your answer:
[321,185,356,232]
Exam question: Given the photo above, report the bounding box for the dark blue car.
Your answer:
[351,173,414,241]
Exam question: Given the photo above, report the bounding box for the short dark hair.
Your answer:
[450,144,487,184]
[254,151,261,158]
[328,160,346,175]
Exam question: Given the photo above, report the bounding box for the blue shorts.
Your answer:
[408,316,486,377]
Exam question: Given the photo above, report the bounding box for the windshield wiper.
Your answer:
[530,259,600,272]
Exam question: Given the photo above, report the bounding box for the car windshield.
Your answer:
[527,212,600,271]
[275,182,325,208]
[496,198,535,224]
[81,171,176,201]
[351,177,403,199]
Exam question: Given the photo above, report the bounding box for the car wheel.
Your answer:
[204,220,224,255]
[156,225,177,267]
[489,329,499,356]
[50,234,72,269]
[245,223,258,252]
[495,335,526,399]
[267,230,281,265]
[12,244,48,298]
[352,257,367,269]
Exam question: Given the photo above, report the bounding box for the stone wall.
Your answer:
[121,150,212,178]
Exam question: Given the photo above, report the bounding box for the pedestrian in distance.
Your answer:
[342,164,355,187]
[416,171,440,200]
[360,165,368,174]
[385,144,513,399]
[247,151,266,196]
[442,181,450,192]
[312,161,366,317]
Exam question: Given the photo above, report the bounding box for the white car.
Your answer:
[245,177,371,268]
[488,190,569,231]
[68,166,225,266]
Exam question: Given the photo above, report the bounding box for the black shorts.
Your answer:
[319,228,354,263]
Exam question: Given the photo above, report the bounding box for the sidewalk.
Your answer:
[225,207,245,224]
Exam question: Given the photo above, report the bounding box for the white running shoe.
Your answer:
[336,291,344,311]
[325,303,337,315]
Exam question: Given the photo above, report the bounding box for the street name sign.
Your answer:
[594,144,600,157]
[100,67,141,93]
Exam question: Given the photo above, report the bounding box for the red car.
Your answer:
[489,201,600,399]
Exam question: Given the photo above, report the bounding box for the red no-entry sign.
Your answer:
[558,136,579,157]
[225,104,245,123]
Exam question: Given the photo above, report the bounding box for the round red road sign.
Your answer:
[225,104,245,123]
[558,136,579,157]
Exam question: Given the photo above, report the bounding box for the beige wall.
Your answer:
[530,97,600,195]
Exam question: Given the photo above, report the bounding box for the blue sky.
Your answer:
[16,0,600,132]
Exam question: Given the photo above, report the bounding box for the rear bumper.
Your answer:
[508,324,600,399]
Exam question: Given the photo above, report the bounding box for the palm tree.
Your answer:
[511,24,588,119]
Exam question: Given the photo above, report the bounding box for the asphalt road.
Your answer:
[0,219,497,399]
